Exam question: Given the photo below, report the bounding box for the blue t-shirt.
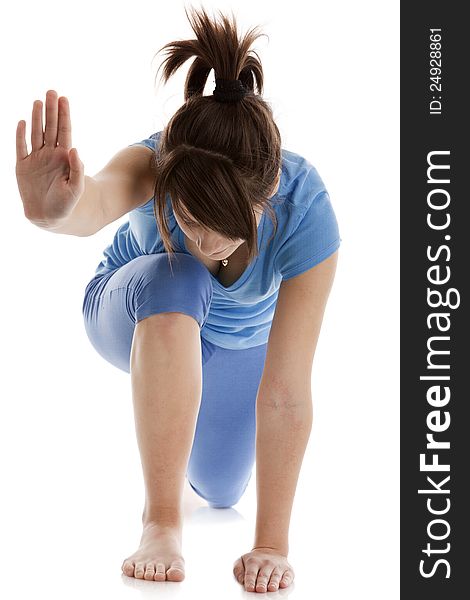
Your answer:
[93,131,342,349]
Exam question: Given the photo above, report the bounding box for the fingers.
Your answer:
[16,120,28,162]
[279,569,294,587]
[233,558,244,583]
[243,567,260,591]
[233,554,294,592]
[24,91,71,156]
[253,567,272,592]
[31,99,44,152]
[267,566,284,591]
[44,89,59,147]
[57,95,72,149]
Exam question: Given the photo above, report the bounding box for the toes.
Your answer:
[124,558,185,582]
[133,562,146,579]
[121,561,135,577]
[166,567,185,581]
[143,563,156,580]
[154,562,167,581]
[166,558,185,582]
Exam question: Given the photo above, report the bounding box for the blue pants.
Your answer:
[82,253,268,508]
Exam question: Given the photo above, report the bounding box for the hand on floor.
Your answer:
[233,547,295,592]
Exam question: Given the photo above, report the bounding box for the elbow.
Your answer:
[257,377,312,410]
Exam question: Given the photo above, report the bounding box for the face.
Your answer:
[173,169,281,260]
[174,208,251,258]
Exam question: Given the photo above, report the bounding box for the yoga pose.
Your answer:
[15,6,341,593]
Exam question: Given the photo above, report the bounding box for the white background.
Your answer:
[1,0,399,598]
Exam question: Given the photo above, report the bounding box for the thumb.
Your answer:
[68,147,84,190]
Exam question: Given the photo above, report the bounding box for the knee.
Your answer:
[133,253,213,327]
[207,491,244,509]
[209,499,238,509]
[140,252,212,289]
[187,477,248,509]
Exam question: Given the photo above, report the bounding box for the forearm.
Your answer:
[253,385,313,556]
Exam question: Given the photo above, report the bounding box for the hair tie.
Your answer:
[213,77,248,103]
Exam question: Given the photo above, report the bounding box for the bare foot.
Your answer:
[121,522,185,582]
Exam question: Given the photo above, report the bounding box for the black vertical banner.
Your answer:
[401,3,469,598]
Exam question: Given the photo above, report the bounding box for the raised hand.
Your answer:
[15,90,85,227]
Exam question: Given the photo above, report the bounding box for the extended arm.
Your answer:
[49,145,155,237]
[253,250,339,555]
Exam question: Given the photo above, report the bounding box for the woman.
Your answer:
[15,6,341,593]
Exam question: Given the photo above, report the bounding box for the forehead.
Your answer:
[174,202,209,229]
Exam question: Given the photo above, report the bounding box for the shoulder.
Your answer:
[128,130,164,153]
[269,148,341,279]
[271,147,330,242]
[278,148,328,214]
[127,131,165,214]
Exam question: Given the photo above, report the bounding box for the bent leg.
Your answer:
[82,253,213,373]
[82,253,214,518]
[82,253,214,580]
[187,341,268,508]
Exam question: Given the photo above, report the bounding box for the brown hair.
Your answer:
[150,5,282,265]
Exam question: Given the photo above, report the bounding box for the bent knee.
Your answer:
[187,478,246,509]
[133,253,213,328]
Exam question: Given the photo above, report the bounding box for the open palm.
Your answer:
[15,90,85,227]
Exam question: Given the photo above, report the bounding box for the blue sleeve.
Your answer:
[128,131,161,151]
[275,190,342,280]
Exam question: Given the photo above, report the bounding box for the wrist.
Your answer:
[30,215,68,231]
[252,543,289,556]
